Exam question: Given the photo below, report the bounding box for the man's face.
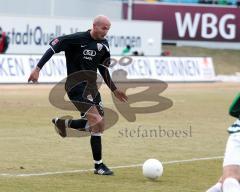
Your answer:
[93,22,110,40]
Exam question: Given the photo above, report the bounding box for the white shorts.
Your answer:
[223,132,240,167]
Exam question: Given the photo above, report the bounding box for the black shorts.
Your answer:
[66,81,104,117]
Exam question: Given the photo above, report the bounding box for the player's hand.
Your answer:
[113,89,128,103]
[28,67,40,83]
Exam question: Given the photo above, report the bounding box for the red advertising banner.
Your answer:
[123,3,240,42]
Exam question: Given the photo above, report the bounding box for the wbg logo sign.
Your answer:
[175,12,236,40]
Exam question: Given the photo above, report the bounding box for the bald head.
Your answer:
[93,15,111,26]
[90,15,111,40]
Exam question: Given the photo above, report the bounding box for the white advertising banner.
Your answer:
[0,55,66,83]
[0,16,162,56]
[0,55,215,83]
[111,56,215,82]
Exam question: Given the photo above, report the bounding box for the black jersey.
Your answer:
[49,30,110,75]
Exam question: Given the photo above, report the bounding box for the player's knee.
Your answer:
[222,177,240,191]
[223,166,240,181]
[90,120,104,133]
[88,113,102,124]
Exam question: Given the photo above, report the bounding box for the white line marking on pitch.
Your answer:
[0,156,223,177]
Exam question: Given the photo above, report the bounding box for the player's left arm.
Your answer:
[98,42,128,102]
[98,64,128,103]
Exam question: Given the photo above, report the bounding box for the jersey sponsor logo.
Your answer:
[83,56,93,60]
[97,43,103,51]
[51,38,59,46]
[83,49,96,57]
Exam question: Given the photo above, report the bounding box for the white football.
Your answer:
[142,159,163,180]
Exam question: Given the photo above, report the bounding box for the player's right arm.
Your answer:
[28,48,54,83]
[28,35,74,83]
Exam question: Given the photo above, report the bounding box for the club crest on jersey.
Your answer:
[51,38,59,46]
[97,43,103,51]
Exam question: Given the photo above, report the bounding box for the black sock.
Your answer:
[68,119,87,129]
[90,135,102,169]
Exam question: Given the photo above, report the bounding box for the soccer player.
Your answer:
[206,93,240,192]
[28,15,128,175]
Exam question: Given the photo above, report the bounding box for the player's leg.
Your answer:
[222,132,240,192]
[68,113,89,131]
[52,83,93,137]
[222,177,240,192]
[70,85,113,175]
[52,116,88,137]
[55,81,113,175]
[222,166,240,192]
[86,98,113,175]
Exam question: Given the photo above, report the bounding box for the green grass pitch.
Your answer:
[0,83,239,192]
